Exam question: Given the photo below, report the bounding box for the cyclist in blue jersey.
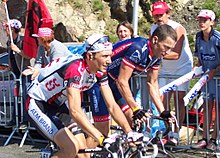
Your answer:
[88,24,178,136]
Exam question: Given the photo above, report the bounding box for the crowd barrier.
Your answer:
[0,71,16,127]
[1,69,220,151]
[131,73,220,147]
[0,70,39,147]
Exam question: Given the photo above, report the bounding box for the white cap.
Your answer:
[197,9,215,21]
[2,19,22,29]
[84,34,113,53]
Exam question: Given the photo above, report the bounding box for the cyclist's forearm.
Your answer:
[116,79,138,110]
[147,82,165,113]
[100,85,132,134]
[108,104,132,134]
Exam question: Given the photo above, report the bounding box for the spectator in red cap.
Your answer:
[150,1,193,145]
[3,19,31,127]
[23,27,72,79]
[191,9,220,151]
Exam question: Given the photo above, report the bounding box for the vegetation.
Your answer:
[202,0,220,31]
[78,35,86,42]
[92,0,104,12]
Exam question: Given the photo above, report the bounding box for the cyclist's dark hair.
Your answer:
[151,24,177,42]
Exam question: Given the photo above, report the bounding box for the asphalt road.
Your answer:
[0,127,46,158]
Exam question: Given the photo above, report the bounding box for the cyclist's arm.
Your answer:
[67,87,103,142]
[116,63,138,110]
[100,84,132,134]
[147,68,165,113]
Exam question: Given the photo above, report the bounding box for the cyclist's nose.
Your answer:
[107,56,112,64]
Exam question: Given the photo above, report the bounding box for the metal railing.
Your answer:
[131,73,220,147]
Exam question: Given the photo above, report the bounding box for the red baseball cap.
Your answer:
[152,1,170,16]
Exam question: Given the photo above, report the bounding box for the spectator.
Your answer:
[88,25,177,136]
[116,21,134,42]
[22,27,72,80]
[150,1,193,142]
[3,19,31,126]
[26,34,142,157]
[3,19,31,78]
[191,9,220,151]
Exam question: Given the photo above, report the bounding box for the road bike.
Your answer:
[77,116,175,158]
[40,114,175,158]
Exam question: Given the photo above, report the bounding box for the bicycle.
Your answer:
[77,115,176,158]
[40,115,175,158]
[78,127,159,158]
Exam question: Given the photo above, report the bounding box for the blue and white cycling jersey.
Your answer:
[108,37,161,80]
[88,37,162,122]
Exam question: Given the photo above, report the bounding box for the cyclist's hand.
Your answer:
[132,108,149,122]
[160,110,178,128]
[100,133,118,147]
[100,134,118,153]
[160,110,172,119]
[127,131,143,142]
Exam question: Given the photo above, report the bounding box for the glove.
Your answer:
[100,133,119,153]
[160,110,172,119]
[100,133,118,146]
[132,108,147,121]
[127,131,143,142]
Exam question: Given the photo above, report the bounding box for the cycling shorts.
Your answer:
[87,81,130,122]
[26,97,81,141]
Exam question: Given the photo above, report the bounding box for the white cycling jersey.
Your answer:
[28,55,99,106]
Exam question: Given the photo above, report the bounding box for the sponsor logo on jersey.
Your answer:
[30,108,53,134]
[130,50,141,63]
[87,75,95,83]
[45,78,61,91]
[201,53,216,61]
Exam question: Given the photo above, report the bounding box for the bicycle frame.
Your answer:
[78,135,159,158]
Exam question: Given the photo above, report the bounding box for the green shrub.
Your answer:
[202,0,219,20]
[92,0,104,12]
[138,17,151,38]
[202,0,215,10]
[78,35,86,42]
[73,1,83,9]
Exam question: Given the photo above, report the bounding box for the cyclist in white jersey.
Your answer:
[26,34,142,158]
[150,1,193,140]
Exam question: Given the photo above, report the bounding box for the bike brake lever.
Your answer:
[159,137,168,155]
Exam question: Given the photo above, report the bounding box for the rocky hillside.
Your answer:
[0,0,220,52]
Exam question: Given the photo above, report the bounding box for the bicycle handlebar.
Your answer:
[151,115,172,137]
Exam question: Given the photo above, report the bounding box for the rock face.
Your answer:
[0,0,219,50]
[0,4,7,51]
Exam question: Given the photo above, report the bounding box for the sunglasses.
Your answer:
[86,36,110,52]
